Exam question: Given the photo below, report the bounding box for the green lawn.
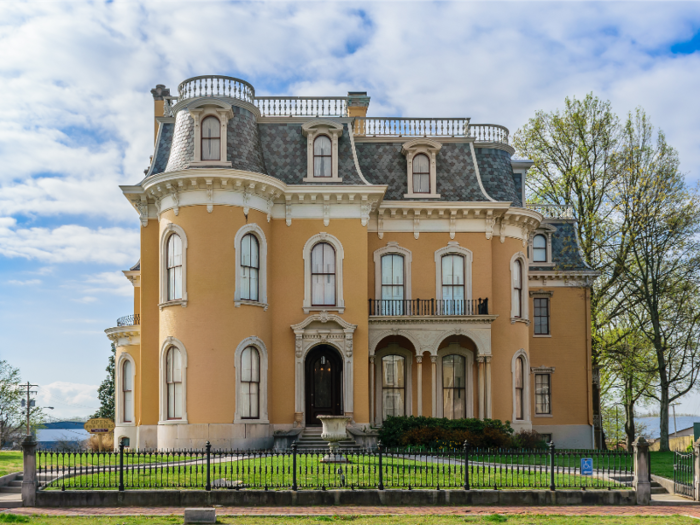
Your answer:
[649,451,675,480]
[42,455,628,491]
[0,451,22,477]
[0,514,698,525]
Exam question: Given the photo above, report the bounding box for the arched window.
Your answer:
[513,259,523,318]
[166,347,183,420]
[382,355,405,420]
[412,153,430,194]
[201,116,221,161]
[167,234,183,301]
[533,234,547,262]
[313,136,332,177]
[240,346,260,419]
[443,355,466,419]
[240,234,259,301]
[311,242,336,306]
[442,254,465,314]
[122,360,133,423]
[515,356,525,420]
[381,254,404,315]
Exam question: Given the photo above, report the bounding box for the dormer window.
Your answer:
[528,227,555,266]
[401,138,442,199]
[313,136,332,177]
[302,120,344,183]
[201,116,221,161]
[412,154,430,193]
[532,234,547,262]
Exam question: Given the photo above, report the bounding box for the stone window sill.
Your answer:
[187,161,232,168]
[158,419,189,425]
[235,300,269,311]
[303,306,345,314]
[159,299,188,310]
[535,414,553,418]
[302,176,343,183]
[533,334,552,338]
[234,419,270,425]
[511,317,531,325]
[404,193,441,199]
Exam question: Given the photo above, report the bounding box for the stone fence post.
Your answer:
[21,435,37,507]
[693,438,700,501]
[633,436,651,505]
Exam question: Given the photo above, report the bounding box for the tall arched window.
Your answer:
[514,260,523,318]
[412,153,430,194]
[515,356,525,420]
[313,136,332,177]
[443,355,466,419]
[311,242,336,306]
[167,234,183,301]
[381,254,404,315]
[240,346,260,419]
[201,116,221,161]
[240,234,259,301]
[122,360,133,423]
[533,234,547,262]
[382,355,405,420]
[442,254,465,314]
[166,347,183,420]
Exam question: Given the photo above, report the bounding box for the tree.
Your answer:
[92,343,116,420]
[614,109,700,451]
[0,360,43,445]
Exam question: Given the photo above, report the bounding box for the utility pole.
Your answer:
[20,382,38,436]
[671,403,679,441]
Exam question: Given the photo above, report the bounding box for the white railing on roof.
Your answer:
[255,97,348,117]
[527,203,575,219]
[178,76,255,103]
[353,117,471,137]
[468,124,509,144]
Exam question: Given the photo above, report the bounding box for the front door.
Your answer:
[305,345,343,426]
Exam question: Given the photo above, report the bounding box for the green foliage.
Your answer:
[483,516,508,523]
[0,514,30,523]
[377,416,514,449]
[92,343,115,420]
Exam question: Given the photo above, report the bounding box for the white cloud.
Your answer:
[73,296,98,304]
[83,271,133,297]
[7,279,41,286]
[36,381,99,420]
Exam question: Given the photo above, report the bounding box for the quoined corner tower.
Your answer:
[106,76,597,450]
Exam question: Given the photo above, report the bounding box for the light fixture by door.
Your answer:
[321,356,326,365]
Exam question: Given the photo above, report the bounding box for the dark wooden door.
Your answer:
[305,346,343,426]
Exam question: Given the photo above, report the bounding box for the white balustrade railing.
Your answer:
[526,203,575,219]
[178,76,255,103]
[353,117,470,137]
[255,96,347,117]
[468,124,509,144]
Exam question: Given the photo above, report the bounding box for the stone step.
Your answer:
[0,487,21,494]
[7,481,22,488]
[652,486,669,494]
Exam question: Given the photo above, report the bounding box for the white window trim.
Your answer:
[373,344,413,426]
[528,226,555,267]
[436,343,475,419]
[188,103,234,167]
[116,352,136,427]
[233,223,268,309]
[303,232,345,313]
[373,242,412,300]
[402,138,442,199]
[511,349,531,424]
[234,336,269,424]
[434,241,473,301]
[159,222,188,309]
[159,336,188,424]
[302,120,344,183]
[510,251,529,323]
[532,366,555,418]
[532,295,552,337]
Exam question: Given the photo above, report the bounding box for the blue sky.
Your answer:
[2,1,700,419]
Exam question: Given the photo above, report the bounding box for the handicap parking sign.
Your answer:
[581,458,593,476]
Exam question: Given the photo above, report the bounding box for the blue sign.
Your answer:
[581,458,593,476]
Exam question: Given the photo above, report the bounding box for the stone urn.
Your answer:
[318,415,351,463]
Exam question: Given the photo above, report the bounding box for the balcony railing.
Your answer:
[353,117,471,138]
[526,203,575,219]
[116,314,140,327]
[369,298,489,316]
[468,123,509,144]
[255,96,348,117]
[178,76,255,103]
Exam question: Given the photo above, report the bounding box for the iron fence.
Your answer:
[36,442,633,492]
[368,298,489,316]
[674,450,694,498]
[116,314,140,327]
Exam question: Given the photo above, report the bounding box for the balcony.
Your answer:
[116,314,140,327]
[105,314,141,347]
[369,298,489,317]
[526,203,575,219]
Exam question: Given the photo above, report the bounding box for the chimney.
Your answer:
[150,84,171,142]
[347,91,370,118]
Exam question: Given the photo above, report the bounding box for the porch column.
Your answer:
[477,356,485,419]
[294,332,304,427]
[343,330,354,420]
[416,356,423,416]
[369,356,375,425]
[431,356,437,417]
[485,356,492,419]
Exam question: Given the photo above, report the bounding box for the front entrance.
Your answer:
[305,345,343,426]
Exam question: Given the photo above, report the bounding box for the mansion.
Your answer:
[105,75,597,450]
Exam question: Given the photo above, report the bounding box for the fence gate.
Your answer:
[674,450,695,498]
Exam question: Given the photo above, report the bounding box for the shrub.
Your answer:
[510,429,548,450]
[378,416,514,449]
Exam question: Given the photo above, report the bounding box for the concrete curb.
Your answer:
[35,489,638,507]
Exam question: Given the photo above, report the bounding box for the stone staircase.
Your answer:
[0,473,22,494]
[609,474,668,494]
[294,427,361,452]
